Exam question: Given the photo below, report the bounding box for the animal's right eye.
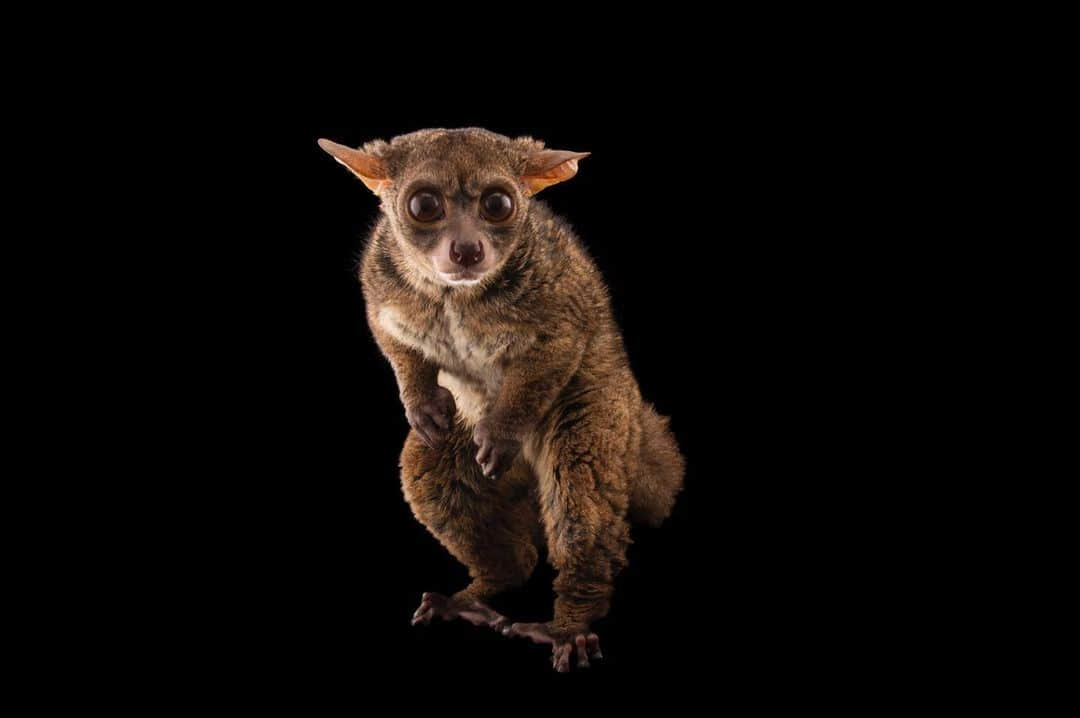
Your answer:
[408,191,444,222]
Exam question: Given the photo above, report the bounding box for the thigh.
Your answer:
[526,392,636,568]
[400,425,539,576]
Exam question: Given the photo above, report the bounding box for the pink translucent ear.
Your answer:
[318,138,391,194]
[521,149,590,196]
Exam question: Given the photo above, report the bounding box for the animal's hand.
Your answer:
[405,386,457,448]
[473,420,521,480]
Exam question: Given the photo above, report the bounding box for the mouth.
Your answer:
[437,269,486,286]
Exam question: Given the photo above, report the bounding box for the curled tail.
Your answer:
[629,404,685,527]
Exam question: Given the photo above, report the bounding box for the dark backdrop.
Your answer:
[171,77,891,696]
[276,108,721,684]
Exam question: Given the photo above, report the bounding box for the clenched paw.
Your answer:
[472,421,521,479]
[405,387,457,448]
[503,621,603,672]
[411,592,510,633]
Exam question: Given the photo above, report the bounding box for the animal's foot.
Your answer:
[503,621,603,672]
[410,592,510,633]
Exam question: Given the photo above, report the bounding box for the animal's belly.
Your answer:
[438,371,491,426]
[434,346,504,414]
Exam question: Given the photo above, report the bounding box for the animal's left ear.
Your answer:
[521,149,590,196]
[317,138,391,194]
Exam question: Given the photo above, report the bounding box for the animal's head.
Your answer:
[319,128,587,287]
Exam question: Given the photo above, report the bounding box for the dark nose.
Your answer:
[450,239,484,268]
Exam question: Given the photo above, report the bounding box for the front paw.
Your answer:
[405,386,457,448]
[472,421,521,480]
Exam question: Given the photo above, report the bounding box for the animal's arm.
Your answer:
[367,312,439,408]
[483,327,587,440]
[368,312,457,448]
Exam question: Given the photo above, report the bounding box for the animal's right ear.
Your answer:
[317,139,391,194]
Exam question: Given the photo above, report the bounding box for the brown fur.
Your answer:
[324,127,684,663]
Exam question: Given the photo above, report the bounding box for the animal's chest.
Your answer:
[377,305,525,390]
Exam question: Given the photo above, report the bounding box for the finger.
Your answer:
[476,442,492,466]
[586,633,602,659]
[415,426,436,448]
[417,414,445,444]
[575,635,590,669]
[426,406,450,430]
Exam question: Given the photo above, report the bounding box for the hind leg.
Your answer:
[401,423,539,632]
[505,397,633,670]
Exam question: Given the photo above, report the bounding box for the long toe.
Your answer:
[553,644,573,673]
[411,602,434,625]
[411,592,449,625]
[575,635,590,669]
[503,622,555,645]
[586,633,602,660]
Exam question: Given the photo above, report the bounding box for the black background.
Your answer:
[146,68,903,700]
[265,105,724,685]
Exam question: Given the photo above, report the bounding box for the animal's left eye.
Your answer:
[479,190,514,222]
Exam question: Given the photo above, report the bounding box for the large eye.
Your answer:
[479,189,514,222]
[408,191,444,222]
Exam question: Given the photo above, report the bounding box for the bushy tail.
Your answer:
[628,404,685,527]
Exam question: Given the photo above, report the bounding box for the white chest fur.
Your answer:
[377,304,514,396]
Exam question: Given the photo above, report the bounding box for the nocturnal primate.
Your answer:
[319,128,684,672]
